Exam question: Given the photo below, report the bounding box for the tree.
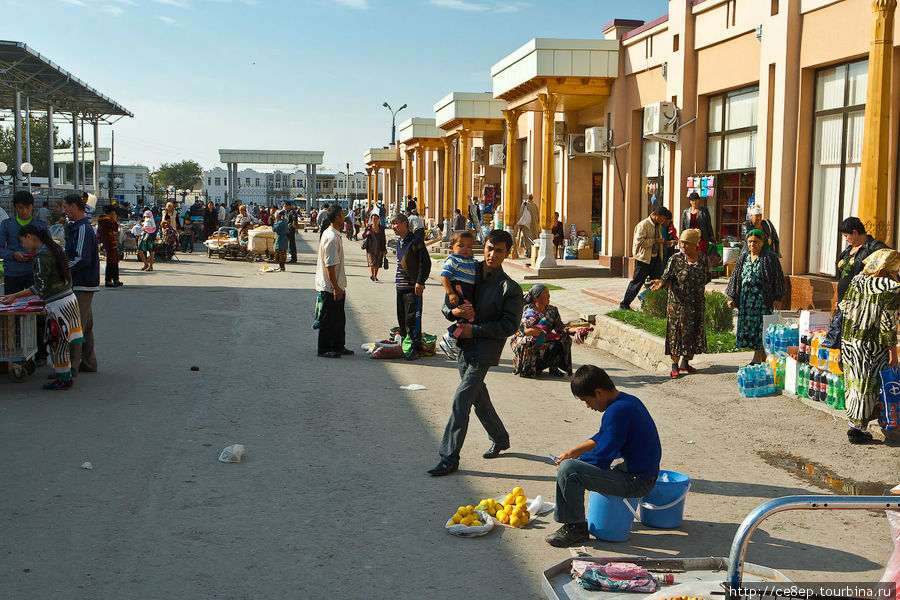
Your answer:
[0,116,73,178]
[154,160,202,192]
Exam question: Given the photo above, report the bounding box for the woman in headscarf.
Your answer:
[839,248,900,444]
[650,228,712,378]
[161,201,181,232]
[726,229,785,364]
[741,204,780,256]
[509,284,577,378]
[203,200,219,240]
[137,210,157,272]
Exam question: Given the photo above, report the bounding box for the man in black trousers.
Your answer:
[283,200,299,263]
[620,206,671,310]
[315,205,353,359]
[391,214,431,361]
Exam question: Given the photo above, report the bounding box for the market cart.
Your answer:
[543,494,898,600]
[204,227,239,259]
[0,304,42,382]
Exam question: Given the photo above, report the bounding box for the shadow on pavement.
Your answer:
[689,478,812,498]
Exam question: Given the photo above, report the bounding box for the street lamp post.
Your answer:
[382,101,407,146]
[0,161,34,193]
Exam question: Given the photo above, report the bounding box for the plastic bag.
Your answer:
[445,510,495,537]
[401,333,437,357]
[218,444,245,463]
[312,293,322,330]
[879,367,900,431]
[882,510,900,599]
[370,344,403,359]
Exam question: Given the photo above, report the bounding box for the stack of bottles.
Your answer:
[738,364,777,397]
[796,329,845,410]
[766,354,787,390]
[764,324,800,357]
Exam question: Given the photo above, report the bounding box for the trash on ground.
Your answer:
[218,444,245,463]
[190,366,199,371]
[258,265,280,273]
[80,462,93,470]
[399,384,427,391]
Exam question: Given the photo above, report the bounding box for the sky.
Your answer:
[11,0,668,174]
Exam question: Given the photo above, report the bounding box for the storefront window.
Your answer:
[641,140,666,219]
[807,59,867,276]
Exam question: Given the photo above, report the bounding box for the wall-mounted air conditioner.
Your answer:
[489,144,505,167]
[470,146,484,164]
[584,127,609,155]
[643,101,678,143]
[567,134,587,158]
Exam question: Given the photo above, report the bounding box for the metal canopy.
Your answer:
[218,149,324,165]
[0,41,132,120]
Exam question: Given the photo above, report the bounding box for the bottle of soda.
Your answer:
[819,370,828,403]
[835,375,846,410]
[807,367,817,399]
[826,373,835,407]
[798,335,807,363]
[798,363,807,397]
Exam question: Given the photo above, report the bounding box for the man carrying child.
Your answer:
[546,364,661,547]
[439,230,476,359]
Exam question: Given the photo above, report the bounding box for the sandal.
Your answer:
[669,369,680,379]
[679,365,698,374]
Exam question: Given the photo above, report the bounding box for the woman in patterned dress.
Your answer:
[509,285,576,378]
[839,248,900,444]
[650,229,711,379]
[726,229,785,365]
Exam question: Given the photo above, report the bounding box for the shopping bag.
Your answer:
[312,292,322,330]
[878,367,900,431]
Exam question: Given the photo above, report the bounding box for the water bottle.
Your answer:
[835,376,846,410]
[776,357,785,390]
[749,366,760,397]
[769,364,777,394]
[737,366,747,398]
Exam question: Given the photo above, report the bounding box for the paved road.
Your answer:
[0,231,892,599]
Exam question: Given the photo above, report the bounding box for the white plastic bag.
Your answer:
[445,510,495,537]
[399,384,427,391]
[218,444,245,463]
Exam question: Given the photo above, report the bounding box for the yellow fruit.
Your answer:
[452,513,463,524]
[510,516,522,527]
[471,520,482,527]
[466,505,474,512]
[461,515,475,526]
[458,506,468,516]
[505,494,515,504]
[496,510,507,523]
[515,495,527,505]
[520,514,530,525]
[512,486,524,496]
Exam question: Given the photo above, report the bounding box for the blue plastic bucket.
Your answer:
[587,491,639,542]
[639,470,691,529]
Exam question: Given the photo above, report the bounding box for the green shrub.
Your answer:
[641,288,668,318]
[704,290,734,333]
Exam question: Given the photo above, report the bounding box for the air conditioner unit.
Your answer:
[643,101,679,142]
[567,134,587,158]
[489,144,505,167]
[584,126,609,155]
[554,121,567,146]
[470,146,484,164]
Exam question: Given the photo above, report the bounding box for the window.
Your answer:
[707,86,759,172]
[207,177,211,185]
[214,177,221,186]
[771,0,779,15]
[245,177,250,185]
[641,140,667,220]
[255,178,260,186]
[808,59,867,275]
[673,34,679,52]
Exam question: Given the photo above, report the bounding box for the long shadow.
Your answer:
[689,478,812,498]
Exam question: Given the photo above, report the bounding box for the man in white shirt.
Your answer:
[315,204,352,358]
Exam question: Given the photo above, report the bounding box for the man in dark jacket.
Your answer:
[428,229,524,476]
[62,193,100,374]
[391,214,431,361]
[823,217,889,348]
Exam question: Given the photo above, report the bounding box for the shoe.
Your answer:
[42,377,73,391]
[115,281,124,286]
[34,355,47,368]
[105,283,117,288]
[439,339,458,360]
[426,460,458,476]
[670,369,680,379]
[847,428,874,444]
[545,522,590,547]
[370,275,375,281]
[482,442,510,459]
[405,349,421,361]
[338,348,355,356]
[78,365,97,373]
[618,304,633,311]
[679,365,698,374]
[549,366,565,377]
[317,351,342,358]
[289,259,297,264]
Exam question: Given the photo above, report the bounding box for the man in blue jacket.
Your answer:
[0,190,49,364]
[62,193,100,374]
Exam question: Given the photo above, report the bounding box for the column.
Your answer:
[415,147,425,213]
[72,113,80,191]
[536,92,559,268]
[310,164,317,207]
[366,167,373,208]
[373,167,380,205]
[858,0,897,240]
[92,119,100,197]
[47,104,54,197]
[441,137,453,239]
[502,109,520,232]
[457,129,470,214]
[404,149,414,210]
[13,91,21,194]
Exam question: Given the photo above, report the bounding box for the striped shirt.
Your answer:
[441,254,477,286]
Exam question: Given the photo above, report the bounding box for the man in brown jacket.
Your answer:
[620,206,672,310]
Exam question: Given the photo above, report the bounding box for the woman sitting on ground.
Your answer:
[650,228,711,379]
[510,284,577,378]
[726,229,785,364]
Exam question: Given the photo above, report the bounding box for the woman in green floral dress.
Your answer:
[651,229,711,379]
[726,229,785,364]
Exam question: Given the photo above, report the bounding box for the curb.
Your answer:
[583,314,672,373]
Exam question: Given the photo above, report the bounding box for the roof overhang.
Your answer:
[0,41,132,121]
[398,117,444,148]
[491,38,618,112]
[218,149,324,165]
[434,92,505,135]
[52,147,111,164]
[364,146,399,168]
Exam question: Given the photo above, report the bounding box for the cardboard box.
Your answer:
[784,356,798,395]
[800,310,831,339]
[578,247,593,260]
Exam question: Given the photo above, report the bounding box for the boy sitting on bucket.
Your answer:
[546,364,661,547]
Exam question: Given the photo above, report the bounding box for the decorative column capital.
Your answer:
[458,128,470,142]
[537,92,559,116]
[441,136,453,150]
[414,146,424,158]
[873,0,897,11]
[501,108,520,127]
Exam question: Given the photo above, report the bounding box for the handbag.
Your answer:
[879,367,900,431]
[361,237,369,251]
[312,292,322,330]
[707,244,723,268]
[383,256,389,269]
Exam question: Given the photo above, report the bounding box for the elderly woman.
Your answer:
[650,229,712,378]
[680,192,714,254]
[161,202,181,232]
[137,210,157,272]
[233,205,254,239]
[839,248,900,444]
[510,284,577,378]
[741,205,780,256]
[726,229,785,364]
[362,214,387,282]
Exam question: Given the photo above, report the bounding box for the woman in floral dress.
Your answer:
[651,229,711,379]
[726,229,785,364]
[509,284,577,378]
[839,248,900,444]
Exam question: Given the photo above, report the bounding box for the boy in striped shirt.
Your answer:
[439,230,477,359]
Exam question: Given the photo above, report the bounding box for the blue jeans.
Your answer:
[555,460,657,524]
[438,346,509,466]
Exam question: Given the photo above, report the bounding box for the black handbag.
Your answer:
[383,256,389,269]
[361,237,369,251]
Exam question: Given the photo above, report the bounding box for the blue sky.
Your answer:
[12,0,668,173]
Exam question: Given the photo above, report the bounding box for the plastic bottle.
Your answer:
[737,366,746,398]
[807,367,816,399]
[777,357,785,390]
[835,376,846,410]
[817,369,827,403]
[810,335,821,369]
[764,326,773,355]
[797,363,807,397]
[826,373,835,407]
[768,364,777,394]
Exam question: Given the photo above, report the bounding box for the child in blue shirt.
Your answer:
[439,230,477,359]
[271,210,289,271]
[546,364,661,547]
